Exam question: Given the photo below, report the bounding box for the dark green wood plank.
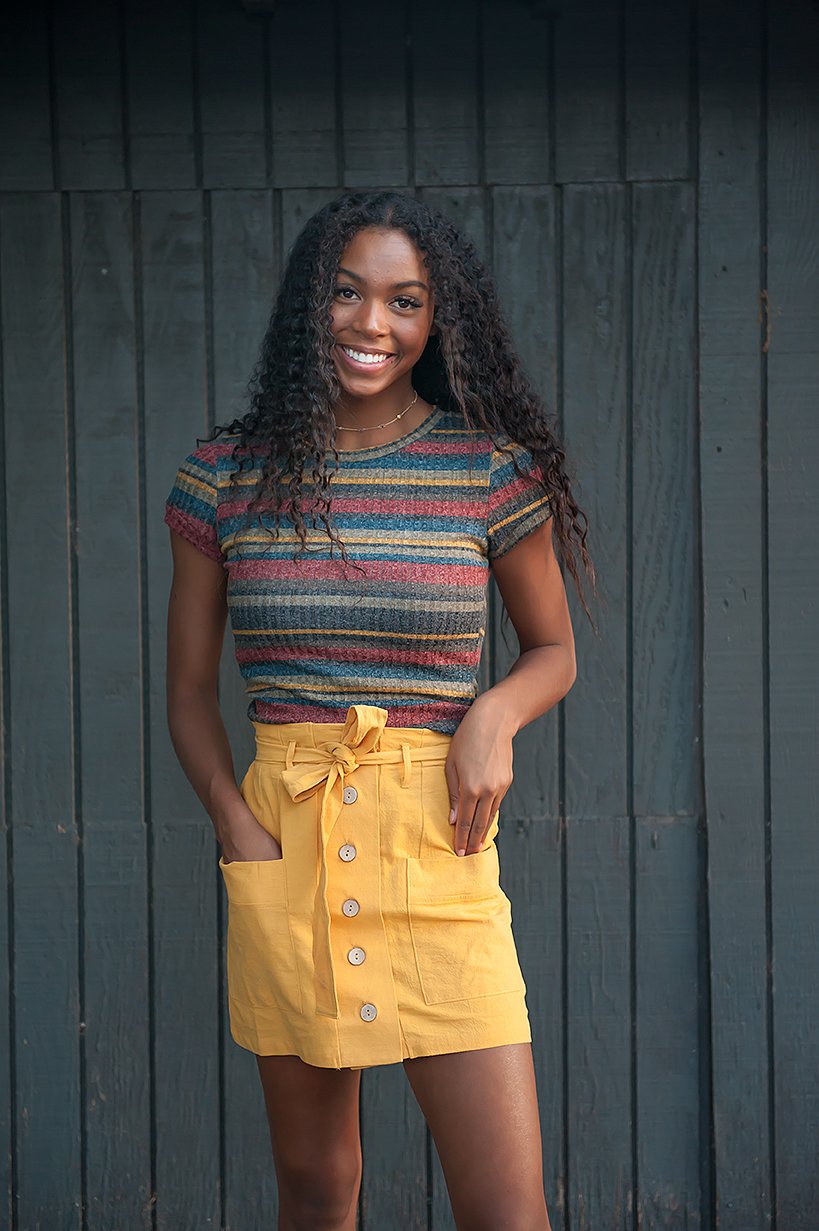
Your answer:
[562,185,632,1230]
[125,0,196,189]
[70,191,152,1229]
[767,2,819,1223]
[280,188,339,262]
[489,186,558,818]
[482,0,550,186]
[269,0,337,187]
[209,189,280,1227]
[0,1,53,189]
[340,3,407,187]
[196,0,267,188]
[698,4,772,1226]
[562,183,628,816]
[636,816,702,1228]
[625,0,691,181]
[631,182,698,818]
[51,0,125,189]
[140,191,221,1229]
[412,0,479,186]
[1,192,81,1228]
[360,1063,428,1228]
[554,0,621,183]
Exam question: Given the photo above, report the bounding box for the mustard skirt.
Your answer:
[218,704,531,1070]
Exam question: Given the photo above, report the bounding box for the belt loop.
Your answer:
[285,739,296,770]
[400,743,412,788]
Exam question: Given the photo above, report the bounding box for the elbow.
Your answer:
[562,644,577,696]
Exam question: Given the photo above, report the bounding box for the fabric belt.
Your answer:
[253,704,451,1019]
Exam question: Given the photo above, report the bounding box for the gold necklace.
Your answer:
[333,390,419,433]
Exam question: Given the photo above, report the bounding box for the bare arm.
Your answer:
[445,517,577,855]
[166,530,282,861]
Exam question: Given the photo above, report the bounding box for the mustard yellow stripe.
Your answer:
[244,679,469,699]
[178,474,217,503]
[223,529,482,548]
[226,470,483,489]
[233,628,482,639]
[493,495,552,533]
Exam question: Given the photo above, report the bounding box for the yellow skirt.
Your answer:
[218,703,531,1070]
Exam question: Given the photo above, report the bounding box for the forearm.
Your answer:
[167,684,245,842]
[475,643,576,737]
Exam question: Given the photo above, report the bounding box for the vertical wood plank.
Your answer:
[554,0,621,183]
[0,192,81,1228]
[140,190,221,1230]
[563,184,632,1231]
[412,0,479,186]
[51,0,126,189]
[125,0,197,189]
[359,1063,428,1228]
[625,0,691,181]
[0,1,53,189]
[339,3,407,187]
[482,0,550,186]
[269,0,338,188]
[698,3,772,1226]
[635,817,702,1228]
[767,2,819,1224]
[196,0,267,188]
[70,192,153,1230]
[209,189,280,1228]
[280,188,339,260]
[631,182,698,818]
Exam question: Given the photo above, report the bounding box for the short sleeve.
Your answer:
[487,439,553,561]
[164,448,222,563]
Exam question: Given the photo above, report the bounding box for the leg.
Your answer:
[403,1043,551,1231]
[255,1053,363,1231]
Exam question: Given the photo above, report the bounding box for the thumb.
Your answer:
[444,760,459,824]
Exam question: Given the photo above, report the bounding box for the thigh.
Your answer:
[255,1053,362,1170]
[403,1043,551,1231]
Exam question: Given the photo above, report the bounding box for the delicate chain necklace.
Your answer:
[333,390,418,433]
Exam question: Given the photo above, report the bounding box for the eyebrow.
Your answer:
[337,267,429,292]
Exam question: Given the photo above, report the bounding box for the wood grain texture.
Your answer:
[51,0,125,189]
[631,182,699,819]
[0,2,53,189]
[767,1,819,1224]
[340,3,407,187]
[125,0,197,189]
[698,3,772,1226]
[140,192,221,1229]
[625,0,691,181]
[196,0,267,188]
[1,193,82,1228]
[553,0,621,183]
[412,0,480,186]
[269,0,337,187]
[482,0,551,186]
[70,191,153,1229]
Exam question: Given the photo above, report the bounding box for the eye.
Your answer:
[334,285,358,300]
[393,295,422,310]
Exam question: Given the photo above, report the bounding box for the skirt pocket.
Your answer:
[219,855,304,1015]
[407,843,526,1006]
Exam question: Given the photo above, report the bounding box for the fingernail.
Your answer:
[449,808,456,824]
[456,847,466,857]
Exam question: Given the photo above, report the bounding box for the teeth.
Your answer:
[342,346,392,365]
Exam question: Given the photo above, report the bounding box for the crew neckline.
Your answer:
[332,404,444,461]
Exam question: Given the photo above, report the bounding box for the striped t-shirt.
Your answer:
[164,405,552,734]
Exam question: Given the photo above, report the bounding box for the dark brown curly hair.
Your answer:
[206,189,596,625]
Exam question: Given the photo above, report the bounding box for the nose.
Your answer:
[353,296,390,338]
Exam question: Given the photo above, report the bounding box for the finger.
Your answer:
[453,794,479,857]
[444,760,459,824]
[464,793,499,855]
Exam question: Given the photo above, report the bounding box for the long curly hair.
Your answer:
[207,189,596,625]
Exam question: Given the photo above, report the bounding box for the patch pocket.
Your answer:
[407,843,526,1006]
[219,856,303,1015]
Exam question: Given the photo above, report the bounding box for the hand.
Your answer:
[218,802,283,864]
[444,696,516,857]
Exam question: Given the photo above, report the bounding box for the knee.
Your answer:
[276,1148,361,1229]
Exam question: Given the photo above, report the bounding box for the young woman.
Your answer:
[165,190,593,1231]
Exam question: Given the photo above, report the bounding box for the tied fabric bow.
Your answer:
[279,704,388,1018]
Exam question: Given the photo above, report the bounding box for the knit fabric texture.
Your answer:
[164,406,553,733]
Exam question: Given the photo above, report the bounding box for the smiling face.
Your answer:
[329,226,435,403]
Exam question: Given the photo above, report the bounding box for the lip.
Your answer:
[334,342,397,374]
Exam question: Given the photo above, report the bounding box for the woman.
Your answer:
[165,190,593,1231]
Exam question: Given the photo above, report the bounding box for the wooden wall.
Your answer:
[0,0,817,1227]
